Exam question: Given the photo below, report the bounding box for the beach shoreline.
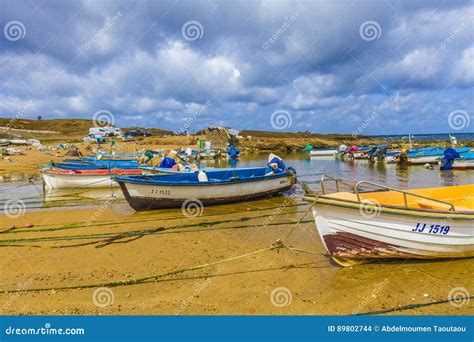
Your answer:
[0,199,472,316]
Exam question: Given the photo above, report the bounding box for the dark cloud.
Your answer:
[0,0,472,133]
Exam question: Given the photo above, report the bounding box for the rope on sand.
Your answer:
[0,211,314,247]
[356,296,474,315]
[0,205,324,294]
[0,242,286,294]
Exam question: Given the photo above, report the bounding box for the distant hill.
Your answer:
[0,118,174,141]
[239,129,362,139]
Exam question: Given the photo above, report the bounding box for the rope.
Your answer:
[0,243,282,294]
[0,218,315,247]
[356,296,474,315]
[1,202,310,233]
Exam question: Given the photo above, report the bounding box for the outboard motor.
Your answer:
[375,145,388,161]
[440,148,461,170]
[228,145,240,166]
[267,154,296,175]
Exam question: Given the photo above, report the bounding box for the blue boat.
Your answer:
[408,147,471,164]
[115,167,296,211]
[408,147,470,157]
[62,158,139,169]
[52,160,139,170]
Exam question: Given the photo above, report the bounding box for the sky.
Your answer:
[0,0,473,135]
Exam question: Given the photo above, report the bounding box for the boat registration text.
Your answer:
[413,223,450,235]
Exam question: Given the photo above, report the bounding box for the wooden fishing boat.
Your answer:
[115,167,296,211]
[309,148,338,157]
[139,166,259,175]
[58,159,139,169]
[408,147,470,164]
[42,168,142,189]
[446,152,474,170]
[304,175,474,266]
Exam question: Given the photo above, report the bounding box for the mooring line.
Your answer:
[0,208,313,245]
[1,202,310,233]
[0,243,283,294]
[356,296,474,315]
[0,218,315,248]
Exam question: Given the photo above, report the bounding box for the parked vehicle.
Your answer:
[124,129,152,138]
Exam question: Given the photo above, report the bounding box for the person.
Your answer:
[397,147,410,166]
[159,150,177,168]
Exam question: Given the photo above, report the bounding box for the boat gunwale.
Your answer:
[42,169,141,176]
[114,169,294,187]
[303,195,474,219]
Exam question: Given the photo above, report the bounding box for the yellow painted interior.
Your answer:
[323,184,474,211]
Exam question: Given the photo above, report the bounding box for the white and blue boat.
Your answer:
[309,148,338,157]
[115,167,296,211]
[62,158,139,169]
[449,152,474,170]
[408,147,470,164]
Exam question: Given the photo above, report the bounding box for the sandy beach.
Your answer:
[1,195,472,315]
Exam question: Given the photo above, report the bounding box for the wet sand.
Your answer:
[0,196,472,315]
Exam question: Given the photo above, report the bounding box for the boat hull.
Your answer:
[312,204,474,265]
[451,159,474,170]
[408,155,441,164]
[43,172,118,189]
[118,175,295,211]
[310,149,337,157]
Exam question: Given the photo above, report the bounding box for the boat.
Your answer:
[42,168,142,189]
[304,175,474,266]
[139,166,260,175]
[60,159,139,169]
[448,152,474,170]
[407,147,470,164]
[115,167,296,211]
[309,148,338,157]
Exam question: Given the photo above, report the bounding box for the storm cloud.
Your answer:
[0,0,473,134]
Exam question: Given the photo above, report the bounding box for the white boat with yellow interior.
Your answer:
[304,175,474,266]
